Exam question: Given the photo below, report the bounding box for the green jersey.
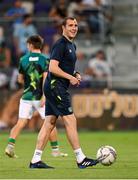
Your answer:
[18,52,49,100]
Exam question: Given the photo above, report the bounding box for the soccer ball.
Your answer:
[96,145,117,166]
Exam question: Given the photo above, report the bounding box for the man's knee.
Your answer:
[50,119,56,126]
[62,114,76,125]
[46,116,57,127]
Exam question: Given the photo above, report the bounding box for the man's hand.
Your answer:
[75,72,82,82]
[69,76,80,86]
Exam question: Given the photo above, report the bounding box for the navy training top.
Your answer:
[46,36,77,89]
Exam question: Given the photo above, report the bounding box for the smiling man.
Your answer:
[30,17,99,169]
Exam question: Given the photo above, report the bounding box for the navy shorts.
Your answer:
[44,81,73,117]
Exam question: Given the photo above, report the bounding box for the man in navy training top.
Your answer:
[30,17,99,169]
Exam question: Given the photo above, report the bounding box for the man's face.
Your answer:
[63,19,78,40]
[25,17,32,24]
[97,52,104,60]
[15,0,22,8]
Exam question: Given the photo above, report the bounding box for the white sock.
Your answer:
[31,149,43,163]
[74,148,86,163]
[7,144,14,148]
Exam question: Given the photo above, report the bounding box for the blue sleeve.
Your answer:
[5,9,14,16]
[6,8,26,16]
[50,42,64,62]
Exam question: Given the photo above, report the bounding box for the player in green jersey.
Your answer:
[5,35,67,158]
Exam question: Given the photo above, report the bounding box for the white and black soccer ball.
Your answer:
[96,145,117,166]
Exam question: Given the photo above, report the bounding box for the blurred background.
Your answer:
[0,0,138,131]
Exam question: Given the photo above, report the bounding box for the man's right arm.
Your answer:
[49,59,79,86]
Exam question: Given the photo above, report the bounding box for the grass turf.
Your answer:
[0,131,138,179]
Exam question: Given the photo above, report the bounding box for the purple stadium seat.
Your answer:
[40,26,57,47]
[34,2,51,14]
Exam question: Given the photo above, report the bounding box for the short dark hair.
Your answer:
[62,17,76,26]
[27,35,44,49]
[23,13,32,21]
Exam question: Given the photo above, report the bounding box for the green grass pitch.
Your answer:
[0,131,138,179]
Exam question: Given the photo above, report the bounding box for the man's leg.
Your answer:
[30,115,57,168]
[5,119,28,158]
[49,127,68,157]
[61,114,99,168]
[38,103,68,157]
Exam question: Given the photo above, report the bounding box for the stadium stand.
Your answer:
[1,0,138,130]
